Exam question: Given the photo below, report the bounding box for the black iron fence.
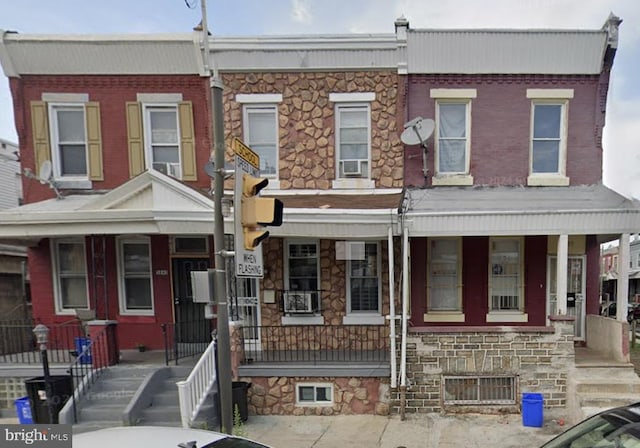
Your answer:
[240,324,390,364]
[0,319,84,364]
[67,325,118,423]
[162,318,214,365]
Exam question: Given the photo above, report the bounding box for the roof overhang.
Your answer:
[0,172,403,242]
[406,185,640,237]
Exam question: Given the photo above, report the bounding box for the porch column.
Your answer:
[617,233,630,322]
[556,234,569,315]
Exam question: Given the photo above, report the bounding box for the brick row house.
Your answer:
[0,14,639,420]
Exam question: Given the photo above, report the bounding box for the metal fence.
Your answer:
[0,319,84,364]
[162,318,214,365]
[240,324,390,364]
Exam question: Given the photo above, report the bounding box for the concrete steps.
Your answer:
[568,364,640,422]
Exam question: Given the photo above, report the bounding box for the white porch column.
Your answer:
[617,233,630,322]
[555,234,569,315]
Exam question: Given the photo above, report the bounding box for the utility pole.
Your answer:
[200,0,233,434]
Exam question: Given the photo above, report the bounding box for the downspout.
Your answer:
[400,225,409,420]
[387,226,397,389]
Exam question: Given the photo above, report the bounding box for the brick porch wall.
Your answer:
[394,318,574,414]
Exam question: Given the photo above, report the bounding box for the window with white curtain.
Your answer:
[52,239,89,313]
[347,242,380,313]
[244,105,278,177]
[144,105,181,178]
[428,238,461,312]
[436,101,470,174]
[336,104,370,178]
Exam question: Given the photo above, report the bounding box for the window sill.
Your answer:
[431,174,474,186]
[264,179,281,190]
[332,179,375,190]
[54,179,92,190]
[527,175,569,187]
[119,310,154,317]
[282,315,324,325]
[424,312,465,323]
[486,312,528,323]
[342,314,385,325]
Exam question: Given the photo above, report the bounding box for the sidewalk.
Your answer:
[242,413,565,448]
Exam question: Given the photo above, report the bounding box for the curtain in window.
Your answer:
[57,242,88,309]
[122,242,152,310]
[349,243,379,312]
[438,103,466,173]
[55,107,87,176]
[490,239,521,310]
[247,107,277,176]
[429,239,459,311]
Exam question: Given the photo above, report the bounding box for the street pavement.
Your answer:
[1,413,566,447]
[242,413,566,448]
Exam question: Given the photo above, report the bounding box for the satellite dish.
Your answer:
[400,117,435,147]
[38,160,53,184]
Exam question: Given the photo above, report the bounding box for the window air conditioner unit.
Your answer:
[284,292,313,313]
[340,159,364,177]
[153,162,181,178]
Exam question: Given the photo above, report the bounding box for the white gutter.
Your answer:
[400,226,409,419]
[387,226,397,389]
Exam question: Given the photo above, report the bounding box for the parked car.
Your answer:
[601,301,640,323]
[541,402,640,448]
[73,426,271,448]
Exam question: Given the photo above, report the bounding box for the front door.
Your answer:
[172,258,210,343]
[547,256,586,340]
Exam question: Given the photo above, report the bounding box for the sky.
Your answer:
[1,0,639,198]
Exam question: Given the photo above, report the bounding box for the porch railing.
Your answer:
[0,319,84,364]
[240,324,390,364]
[162,318,214,365]
[64,325,117,424]
[177,339,217,428]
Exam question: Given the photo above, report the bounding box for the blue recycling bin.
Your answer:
[522,393,544,427]
[74,337,92,364]
[14,396,34,424]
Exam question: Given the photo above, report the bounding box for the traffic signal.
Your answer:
[241,174,283,250]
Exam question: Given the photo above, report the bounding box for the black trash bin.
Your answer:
[232,381,251,422]
[24,375,73,424]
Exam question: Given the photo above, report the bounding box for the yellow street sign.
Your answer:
[232,137,260,170]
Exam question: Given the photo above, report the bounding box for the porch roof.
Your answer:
[406,184,640,237]
[0,171,403,244]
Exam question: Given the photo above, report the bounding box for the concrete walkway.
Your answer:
[242,413,566,448]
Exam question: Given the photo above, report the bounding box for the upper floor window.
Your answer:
[117,237,153,315]
[526,89,573,186]
[244,105,278,177]
[144,105,181,178]
[430,89,476,186]
[126,94,197,181]
[426,238,463,322]
[52,238,89,314]
[488,237,526,322]
[236,94,283,186]
[50,104,87,178]
[330,93,375,189]
[32,93,102,188]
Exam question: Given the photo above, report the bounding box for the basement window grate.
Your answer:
[443,375,516,405]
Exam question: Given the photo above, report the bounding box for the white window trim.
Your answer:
[117,236,154,316]
[344,241,382,324]
[48,102,91,186]
[236,93,283,104]
[51,238,89,315]
[242,103,280,181]
[142,103,182,179]
[433,99,473,180]
[527,98,570,186]
[296,382,334,406]
[425,238,464,321]
[487,237,526,321]
[334,102,372,183]
[430,88,477,99]
[329,92,375,103]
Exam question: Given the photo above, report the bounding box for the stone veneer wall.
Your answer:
[394,318,574,414]
[241,376,390,416]
[221,71,403,190]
